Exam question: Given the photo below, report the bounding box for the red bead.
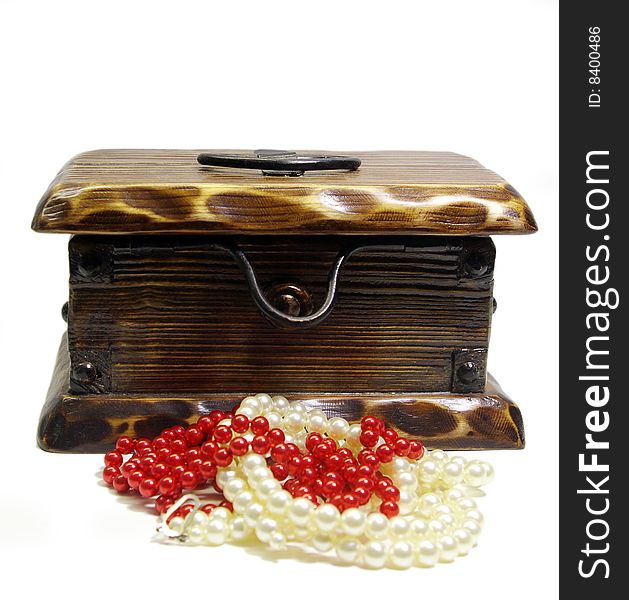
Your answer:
[135,438,152,452]
[121,459,139,477]
[270,443,290,464]
[342,464,359,483]
[231,414,250,434]
[267,428,285,446]
[200,460,217,480]
[178,504,194,518]
[170,438,187,453]
[172,464,186,479]
[201,441,218,458]
[139,477,158,498]
[360,416,380,431]
[382,428,398,444]
[323,479,342,496]
[112,474,130,493]
[337,448,353,460]
[359,429,379,448]
[408,440,425,460]
[224,412,235,420]
[115,436,135,454]
[197,416,215,434]
[102,466,119,485]
[295,485,312,497]
[213,425,232,444]
[313,442,333,460]
[214,448,233,467]
[353,486,370,505]
[251,435,272,455]
[394,438,411,457]
[167,453,184,467]
[139,455,157,473]
[156,447,172,461]
[300,466,317,485]
[189,458,203,473]
[375,478,391,498]
[325,453,343,471]
[208,410,224,424]
[301,455,317,469]
[158,475,177,495]
[355,476,374,490]
[342,492,359,508]
[286,455,302,477]
[185,447,201,461]
[185,427,204,446]
[270,463,288,481]
[251,416,270,435]
[229,436,250,456]
[380,501,400,518]
[383,485,400,503]
[302,493,319,506]
[201,504,215,515]
[376,443,395,463]
[104,450,123,468]
[285,443,300,458]
[153,437,170,451]
[180,470,198,490]
[162,430,176,441]
[306,432,323,452]
[155,494,174,514]
[219,500,234,511]
[128,470,145,490]
[151,462,170,479]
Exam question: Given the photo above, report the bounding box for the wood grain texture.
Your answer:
[32,150,537,236]
[67,235,494,395]
[38,335,524,452]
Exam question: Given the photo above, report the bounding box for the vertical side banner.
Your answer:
[560,2,626,596]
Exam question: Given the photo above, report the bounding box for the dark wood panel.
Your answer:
[68,235,494,394]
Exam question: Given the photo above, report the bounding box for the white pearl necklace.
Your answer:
[157,394,493,569]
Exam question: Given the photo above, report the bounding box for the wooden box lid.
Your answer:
[32,149,537,236]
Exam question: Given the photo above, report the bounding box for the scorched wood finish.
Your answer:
[32,150,537,452]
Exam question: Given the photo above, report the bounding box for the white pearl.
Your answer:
[453,528,473,554]
[269,531,287,550]
[389,540,414,569]
[233,490,255,513]
[271,395,289,415]
[243,502,264,526]
[438,514,455,528]
[306,410,328,433]
[435,504,453,516]
[288,498,315,527]
[444,488,464,503]
[267,490,292,515]
[417,460,439,483]
[418,493,441,517]
[442,461,464,485]
[345,424,362,446]
[168,516,185,534]
[312,533,334,552]
[327,417,350,440]
[465,509,484,525]
[191,511,208,527]
[481,462,495,484]
[284,411,305,433]
[216,469,238,488]
[429,519,445,535]
[363,540,387,569]
[457,498,477,512]
[391,457,411,473]
[365,512,389,540]
[416,539,439,567]
[237,406,257,420]
[388,516,410,538]
[265,411,282,429]
[293,430,308,451]
[223,477,247,501]
[292,527,311,541]
[336,538,362,564]
[315,503,341,533]
[464,462,486,487]
[241,396,262,412]
[187,524,206,544]
[229,516,251,541]
[395,471,417,489]
[256,477,280,499]
[463,519,481,543]
[291,403,307,414]
[255,517,279,543]
[205,518,230,545]
[409,518,429,539]
[398,490,417,515]
[255,393,273,410]
[430,449,448,463]
[341,508,366,536]
[211,507,231,521]
[449,456,467,466]
[241,453,266,473]
[438,535,459,562]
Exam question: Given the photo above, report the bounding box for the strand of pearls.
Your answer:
[158,394,493,569]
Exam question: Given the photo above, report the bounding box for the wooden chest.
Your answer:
[32,150,537,452]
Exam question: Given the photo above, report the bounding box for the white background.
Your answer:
[0,1,558,597]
